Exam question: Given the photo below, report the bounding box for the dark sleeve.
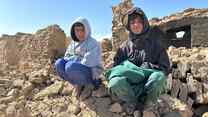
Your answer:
[155,40,170,75]
[113,46,128,67]
[141,27,171,75]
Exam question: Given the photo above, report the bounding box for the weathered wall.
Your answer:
[112,0,133,51]
[191,18,208,47]
[150,8,208,48]
[168,47,208,105]
[0,25,67,71]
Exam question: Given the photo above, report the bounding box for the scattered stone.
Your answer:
[143,110,156,117]
[0,79,11,86]
[202,112,208,117]
[29,69,49,84]
[110,103,122,113]
[187,97,194,107]
[6,104,16,117]
[187,74,198,93]
[67,104,81,115]
[7,88,19,97]
[171,79,181,98]
[61,82,73,95]
[13,79,24,89]
[179,83,188,102]
[163,111,181,117]
[159,94,193,117]
[194,105,208,117]
[92,86,108,98]
[101,38,112,52]
[203,81,208,93]
[133,110,142,117]
[123,103,137,115]
[80,85,94,101]
[22,82,34,96]
[0,96,14,104]
[203,92,208,103]
[51,103,67,113]
[34,81,63,100]
[177,61,191,79]
[57,112,75,117]
[196,82,204,104]
[167,74,173,91]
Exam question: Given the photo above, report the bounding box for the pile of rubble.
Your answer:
[167,47,208,116]
[1,30,208,117]
[0,59,202,117]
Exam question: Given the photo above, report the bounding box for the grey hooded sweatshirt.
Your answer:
[64,17,103,79]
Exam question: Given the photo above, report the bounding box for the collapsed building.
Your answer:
[150,8,208,49]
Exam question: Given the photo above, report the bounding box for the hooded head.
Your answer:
[70,17,91,42]
[122,7,150,40]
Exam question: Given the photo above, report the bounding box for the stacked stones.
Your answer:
[100,38,114,68]
[112,0,133,51]
[167,46,208,116]
[101,38,112,53]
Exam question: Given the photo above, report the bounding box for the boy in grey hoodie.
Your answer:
[55,17,103,100]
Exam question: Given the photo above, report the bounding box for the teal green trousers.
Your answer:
[105,60,166,104]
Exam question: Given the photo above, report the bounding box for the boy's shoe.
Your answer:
[80,84,94,101]
[143,101,160,116]
[72,85,83,99]
[123,103,137,115]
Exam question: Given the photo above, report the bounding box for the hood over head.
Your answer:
[70,17,91,42]
[122,7,150,41]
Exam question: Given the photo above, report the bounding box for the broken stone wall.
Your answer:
[150,8,208,48]
[112,0,133,51]
[0,34,30,66]
[167,47,208,106]
[0,25,67,71]
[158,17,208,48]
[191,18,208,47]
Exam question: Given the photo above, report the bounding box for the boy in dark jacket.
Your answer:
[105,7,170,110]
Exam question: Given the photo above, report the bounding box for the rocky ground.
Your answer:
[0,47,208,117]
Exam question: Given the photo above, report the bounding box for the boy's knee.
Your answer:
[108,77,125,88]
[156,72,166,84]
[145,71,166,92]
[54,58,66,71]
[65,62,82,75]
[55,58,65,68]
[151,71,166,82]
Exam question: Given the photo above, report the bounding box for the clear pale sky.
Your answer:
[0,0,208,40]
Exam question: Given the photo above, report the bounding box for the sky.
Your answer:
[0,0,208,40]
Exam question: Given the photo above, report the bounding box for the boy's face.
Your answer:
[129,16,143,34]
[74,26,85,42]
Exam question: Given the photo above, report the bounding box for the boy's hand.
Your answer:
[105,62,113,69]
